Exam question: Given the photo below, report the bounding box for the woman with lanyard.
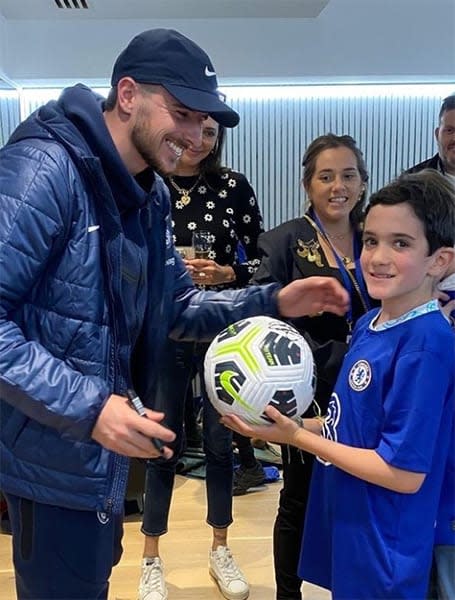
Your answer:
[138,116,264,600]
[251,133,375,600]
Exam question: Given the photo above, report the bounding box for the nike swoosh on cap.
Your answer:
[204,66,217,77]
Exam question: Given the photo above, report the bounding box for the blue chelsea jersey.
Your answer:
[299,306,455,600]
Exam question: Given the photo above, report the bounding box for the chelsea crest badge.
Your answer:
[349,360,372,391]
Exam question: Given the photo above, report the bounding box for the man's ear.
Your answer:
[116,77,140,116]
[434,126,440,143]
[429,246,455,278]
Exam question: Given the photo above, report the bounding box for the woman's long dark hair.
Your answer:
[158,121,228,191]
[199,124,228,189]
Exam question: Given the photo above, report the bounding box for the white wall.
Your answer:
[0,14,6,74]
[2,0,455,85]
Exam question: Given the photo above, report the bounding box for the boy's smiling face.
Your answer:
[361,203,443,319]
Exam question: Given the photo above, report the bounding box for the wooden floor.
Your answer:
[0,474,330,600]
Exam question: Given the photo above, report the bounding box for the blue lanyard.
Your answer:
[307,210,371,329]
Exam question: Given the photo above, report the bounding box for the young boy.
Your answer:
[222,169,455,599]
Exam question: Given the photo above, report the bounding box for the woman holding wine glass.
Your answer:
[138,117,264,600]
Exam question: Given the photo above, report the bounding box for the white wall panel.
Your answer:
[222,85,452,229]
[0,91,19,147]
[3,83,453,231]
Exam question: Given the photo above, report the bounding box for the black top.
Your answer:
[253,216,371,343]
[405,153,442,174]
[252,215,377,413]
[165,169,264,288]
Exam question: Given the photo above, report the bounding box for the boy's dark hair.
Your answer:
[366,169,455,254]
[302,133,369,227]
[439,94,455,122]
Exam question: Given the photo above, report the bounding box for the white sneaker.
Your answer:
[209,546,250,600]
[138,557,168,600]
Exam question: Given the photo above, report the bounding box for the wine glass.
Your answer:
[192,230,212,259]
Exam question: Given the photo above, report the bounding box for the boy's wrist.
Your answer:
[294,416,305,429]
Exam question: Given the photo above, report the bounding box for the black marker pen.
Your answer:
[126,388,165,455]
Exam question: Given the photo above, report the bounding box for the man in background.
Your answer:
[406,94,455,186]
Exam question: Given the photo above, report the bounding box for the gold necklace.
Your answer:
[304,216,354,263]
[326,231,350,241]
[303,215,369,314]
[168,175,202,206]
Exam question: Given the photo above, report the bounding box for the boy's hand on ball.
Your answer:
[277,276,349,318]
[221,406,301,446]
[220,414,259,438]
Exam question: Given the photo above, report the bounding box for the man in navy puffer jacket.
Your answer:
[0,29,349,600]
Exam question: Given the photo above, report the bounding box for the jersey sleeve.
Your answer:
[376,349,452,473]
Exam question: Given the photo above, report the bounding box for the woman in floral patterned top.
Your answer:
[138,117,263,600]
[168,121,263,288]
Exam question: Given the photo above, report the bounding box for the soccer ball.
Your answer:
[204,316,315,425]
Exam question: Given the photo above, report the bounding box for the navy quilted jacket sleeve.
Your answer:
[0,140,111,442]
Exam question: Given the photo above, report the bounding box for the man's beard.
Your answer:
[131,122,162,173]
[443,150,455,175]
[131,103,178,174]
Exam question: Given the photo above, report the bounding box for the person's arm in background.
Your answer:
[436,261,455,325]
[229,172,264,286]
[252,225,295,287]
[188,172,265,286]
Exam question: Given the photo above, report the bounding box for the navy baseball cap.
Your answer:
[111,29,239,128]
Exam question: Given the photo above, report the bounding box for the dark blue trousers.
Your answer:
[142,339,234,536]
[4,492,123,600]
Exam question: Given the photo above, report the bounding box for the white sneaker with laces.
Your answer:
[209,546,250,600]
[138,557,168,600]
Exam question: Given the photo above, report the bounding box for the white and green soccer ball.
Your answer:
[204,316,316,425]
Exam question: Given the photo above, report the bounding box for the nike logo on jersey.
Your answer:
[205,66,217,77]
